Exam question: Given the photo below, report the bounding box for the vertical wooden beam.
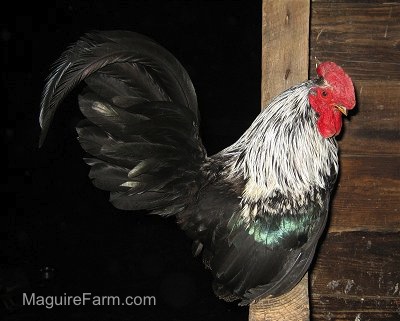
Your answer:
[249,0,311,320]
[249,274,310,321]
[261,0,310,108]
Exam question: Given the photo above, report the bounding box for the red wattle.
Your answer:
[317,110,343,138]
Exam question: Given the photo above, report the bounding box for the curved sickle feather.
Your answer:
[39,30,198,147]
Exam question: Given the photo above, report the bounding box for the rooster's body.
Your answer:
[39,31,355,305]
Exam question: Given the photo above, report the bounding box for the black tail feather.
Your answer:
[39,30,198,147]
[40,30,207,216]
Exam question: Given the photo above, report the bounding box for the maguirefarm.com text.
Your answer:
[23,293,156,309]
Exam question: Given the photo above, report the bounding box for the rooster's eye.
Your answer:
[321,90,328,97]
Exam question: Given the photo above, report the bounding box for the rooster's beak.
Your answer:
[335,104,348,116]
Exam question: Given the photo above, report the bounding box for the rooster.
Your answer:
[39,31,355,305]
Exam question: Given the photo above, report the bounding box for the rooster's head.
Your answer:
[308,62,355,138]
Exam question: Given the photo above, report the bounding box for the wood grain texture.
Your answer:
[311,231,400,320]
[261,0,310,108]
[338,80,400,156]
[329,155,400,232]
[310,2,400,156]
[309,1,400,233]
[310,2,400,81]
[309,1,400,319]
[249,274,310,321]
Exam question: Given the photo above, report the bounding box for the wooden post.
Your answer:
[249,1,311,320]
[249,274,309,321]
[261,0,310,108]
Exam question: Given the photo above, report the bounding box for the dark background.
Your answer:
[2,1,262,320]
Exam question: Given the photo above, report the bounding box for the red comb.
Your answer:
[316,62,355,109]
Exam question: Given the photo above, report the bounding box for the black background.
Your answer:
[2,1,262,320]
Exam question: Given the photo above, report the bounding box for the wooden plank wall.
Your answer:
[309,1,400,320]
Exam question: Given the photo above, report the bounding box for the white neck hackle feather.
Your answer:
[219,82,338,217]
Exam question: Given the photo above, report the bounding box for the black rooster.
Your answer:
[39,31,355,305]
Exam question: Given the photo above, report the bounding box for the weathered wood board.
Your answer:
[310,1,400,234]
[310,1,400,156]
[310,1,400,82]
[330,155,400,232]
[339,80,400,156]
[261,0,310,108]
[309,1,400,320]
[311,232,400,320]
